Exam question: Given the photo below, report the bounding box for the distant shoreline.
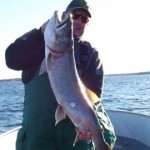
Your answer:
[105,71,150,76]
[0,78,21,81]
[0,71,150,81]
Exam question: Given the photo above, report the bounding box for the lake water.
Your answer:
[0,74,150,134]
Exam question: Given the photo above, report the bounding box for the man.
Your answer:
[5,0,116,150]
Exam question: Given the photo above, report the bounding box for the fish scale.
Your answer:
[39,11,110,150]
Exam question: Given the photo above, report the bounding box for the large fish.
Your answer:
[39,11,110,150]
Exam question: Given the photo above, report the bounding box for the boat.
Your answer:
[107,110,150,150]
[0,110,150,150]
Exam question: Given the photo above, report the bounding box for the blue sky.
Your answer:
[0,0,150,79]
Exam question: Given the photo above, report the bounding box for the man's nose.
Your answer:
[76,16,82,24]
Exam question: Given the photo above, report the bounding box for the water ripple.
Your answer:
[0,75,150,134]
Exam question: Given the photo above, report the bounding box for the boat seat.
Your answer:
[113,136,150,150]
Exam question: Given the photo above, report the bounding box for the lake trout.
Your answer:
[39,11,110,150]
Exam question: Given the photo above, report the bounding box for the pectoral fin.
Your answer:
[73,131,79,147]
[39,58,47,75]
[39,47,52,75]
[47,52,52,71]
[85,87,100,104]
[55,105,66,126]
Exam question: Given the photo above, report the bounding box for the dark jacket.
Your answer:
[5,28,104,98]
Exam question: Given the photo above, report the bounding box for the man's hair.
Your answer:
[66,0,92,18]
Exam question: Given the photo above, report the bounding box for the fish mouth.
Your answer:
[55,11,72,28]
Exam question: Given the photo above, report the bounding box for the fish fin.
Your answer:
[106,145,112,150]
[39,58,47,75]
[73,131,79,147]
[85,87,100,104]
[47,52,52,71]
[55,105,66,126]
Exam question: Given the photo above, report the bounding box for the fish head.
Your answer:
[44,11,73,54]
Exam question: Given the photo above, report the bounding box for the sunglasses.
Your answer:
[71,12,89,24]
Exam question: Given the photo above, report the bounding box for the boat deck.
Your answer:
[113,136,150,150]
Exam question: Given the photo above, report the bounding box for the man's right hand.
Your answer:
[40,20,49,35]
[75,128,91,140]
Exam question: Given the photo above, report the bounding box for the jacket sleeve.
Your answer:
[81,48,104,100]
[5,29,44,70]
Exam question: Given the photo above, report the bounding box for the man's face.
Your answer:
[71,8,90,38]
[61,8,90,38]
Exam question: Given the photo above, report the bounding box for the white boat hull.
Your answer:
[0,110,150,150]
[0,126,20,150]
[107,110,150,148]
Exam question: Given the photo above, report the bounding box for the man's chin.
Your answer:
[73,33,83,39]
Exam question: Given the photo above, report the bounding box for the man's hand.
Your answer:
[75,128,91,140]
[40,20,49,35]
